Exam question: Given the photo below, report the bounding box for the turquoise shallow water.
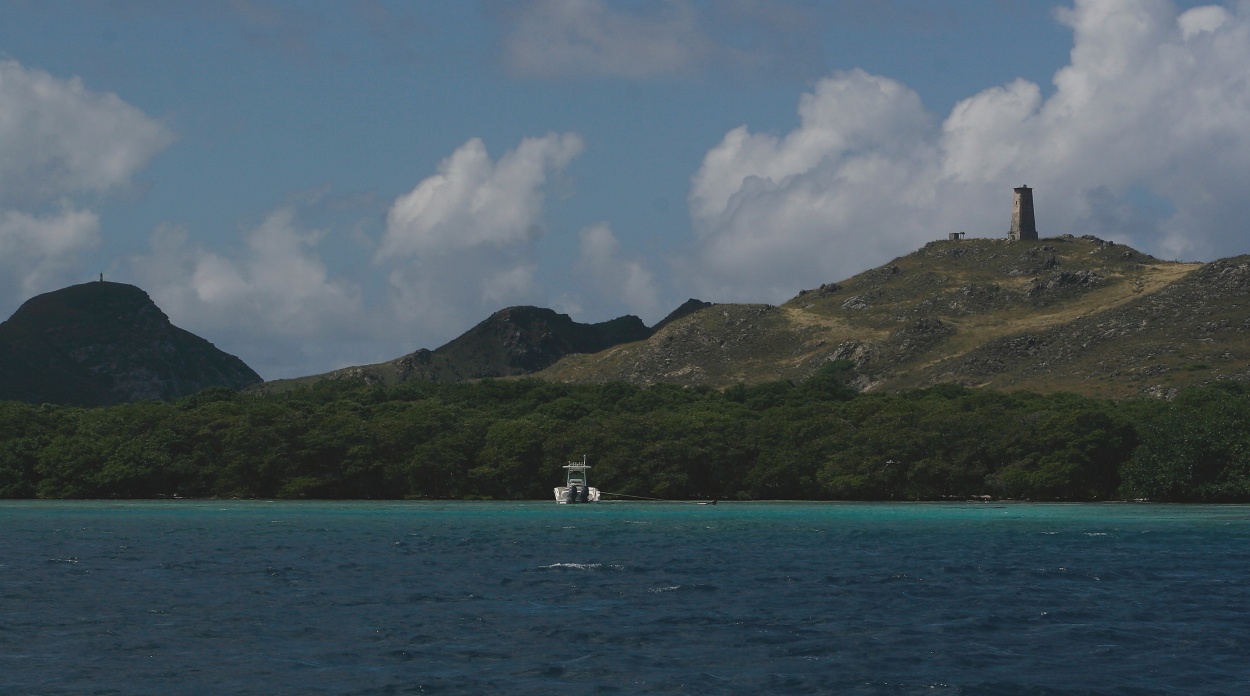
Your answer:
[1,501,1248,694]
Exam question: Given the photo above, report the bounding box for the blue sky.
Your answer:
[0,0,1244,379]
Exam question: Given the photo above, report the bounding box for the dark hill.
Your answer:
[437,306,651,376]
[651,298,714,334]
[256,306,653,392]
[0,281,261,406]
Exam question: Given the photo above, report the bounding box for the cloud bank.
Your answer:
[128,209,365,379]
[575,222,662,319]
[0,60,172,305]
[129,133,588,378]
[0,60,172,207]
[687,0,1250,302]
[0,208,101,300]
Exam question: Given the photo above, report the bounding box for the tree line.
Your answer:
[1,361,1248,502]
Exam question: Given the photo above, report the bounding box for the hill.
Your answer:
[0,281,262,406]
[538,235,1238,398]
[249,234,1250,400]
[255,306,655,394]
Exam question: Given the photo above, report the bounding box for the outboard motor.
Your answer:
[568,485,580,504]
[576,485,589,503]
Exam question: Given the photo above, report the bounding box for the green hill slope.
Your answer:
[538,235,1227,398]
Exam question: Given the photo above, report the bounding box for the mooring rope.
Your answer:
[599,491,716,504]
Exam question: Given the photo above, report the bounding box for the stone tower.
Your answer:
[1008,185,1037,241]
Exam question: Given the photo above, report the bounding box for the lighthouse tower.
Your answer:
[1008,185,1037,241]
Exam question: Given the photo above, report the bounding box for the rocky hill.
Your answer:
[538,235,1246,398]
[0,281,262,406]
[255,305,656,393]
[249,234,1250,400]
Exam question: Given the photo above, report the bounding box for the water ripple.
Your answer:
[2,501,1248,694]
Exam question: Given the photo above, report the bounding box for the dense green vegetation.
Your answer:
[1,361,1248,501]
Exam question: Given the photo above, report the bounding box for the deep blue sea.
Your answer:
[2,501,1248,695]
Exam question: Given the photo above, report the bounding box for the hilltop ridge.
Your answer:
[255,305,655,393]
[538,235,1230,398]
[0,281,261,406]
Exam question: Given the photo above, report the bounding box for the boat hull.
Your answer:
[554,486,601,503]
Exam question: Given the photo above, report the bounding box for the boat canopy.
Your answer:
[563,455,591,486]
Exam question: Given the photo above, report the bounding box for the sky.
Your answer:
[1,0,1247,380]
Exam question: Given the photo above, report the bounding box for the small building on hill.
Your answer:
[1009,185,1038,241]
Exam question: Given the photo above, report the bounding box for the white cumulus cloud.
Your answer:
[0,208,101,302]
[378,133,584,338]
[0,59,172,313]
[126,131,589,378]
[128,208,363,379]
[0,60,173,207]
[378,133,583,258]
[575,222,662,320]
[688,68,939,300]
[686,0,1250,302]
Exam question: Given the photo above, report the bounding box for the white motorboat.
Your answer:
[554,455,600,504]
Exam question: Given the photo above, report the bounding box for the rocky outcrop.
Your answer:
[1026,269,1103,301]
[884,317,955,362]
[0,281,261,406]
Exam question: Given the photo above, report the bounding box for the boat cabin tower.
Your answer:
[556,455,600,503]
